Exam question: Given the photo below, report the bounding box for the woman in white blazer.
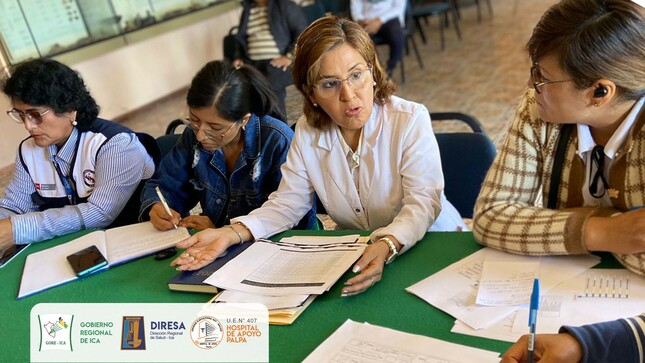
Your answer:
[171,16,466,295]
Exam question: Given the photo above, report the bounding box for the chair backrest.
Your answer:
[319,0,349,16]
[109,132,161,228]
[431,112,496,218]
[301,2,326,24]
[157,118,184,158]
[223,26,240,61]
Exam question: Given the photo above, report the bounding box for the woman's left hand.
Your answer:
[341,241,390,296]
[170,227,238,270]
[178,215,215,230]
[0,218,14,252]
[270,56,292,71]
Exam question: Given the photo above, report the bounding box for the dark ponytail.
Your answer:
[187,60,285,122]
[236,65,285,121]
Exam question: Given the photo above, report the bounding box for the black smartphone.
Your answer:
[0,244,29,268]
[66,245,108,277]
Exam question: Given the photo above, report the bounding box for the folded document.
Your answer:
[18,222,189,298]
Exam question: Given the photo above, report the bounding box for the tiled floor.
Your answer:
[0,0,556,193]
[115,0,554,141]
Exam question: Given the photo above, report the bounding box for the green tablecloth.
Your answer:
[0,230,621,362]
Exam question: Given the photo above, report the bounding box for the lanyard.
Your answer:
[51,134,81,205]
[52,159,76,205]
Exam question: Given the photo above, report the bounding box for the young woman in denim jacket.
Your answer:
[140,60,316,231]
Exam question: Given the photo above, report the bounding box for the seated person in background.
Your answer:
[0,58,155,250]
[232,0,308,118]
[473,0,645,276]
[291,0,315,6]
[171,16,466,295]
[140,60,317,231]
[350,0,405,78]
[501,314,645,363]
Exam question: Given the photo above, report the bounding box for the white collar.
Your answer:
[336,125,363,162]
[577,96,645,159]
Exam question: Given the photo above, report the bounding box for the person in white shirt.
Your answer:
[171,16,465,296]
[350,0,406,77]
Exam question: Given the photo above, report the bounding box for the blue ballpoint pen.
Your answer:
[528,278,540,363]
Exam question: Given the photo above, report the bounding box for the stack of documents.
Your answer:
[210,290,316,325]
[206,235,368,325]
[404,247,645,342]
[303,319,501,362]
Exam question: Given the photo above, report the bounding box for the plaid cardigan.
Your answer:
[473,89,645,277]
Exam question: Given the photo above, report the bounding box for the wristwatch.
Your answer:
[380,237,399,265]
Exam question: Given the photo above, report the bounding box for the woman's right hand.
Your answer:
[584,208,645,254]
[178,215,215,230]
[149,203,181,231]
[500,333,582,363]
[170,227,239,270]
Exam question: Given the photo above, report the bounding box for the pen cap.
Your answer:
[530,279,540,308]
[528,278,540,326]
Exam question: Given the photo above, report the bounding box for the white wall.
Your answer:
[0,6,241,170]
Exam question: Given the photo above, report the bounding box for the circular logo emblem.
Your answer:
[189,316,223,349]
[82,169,95,187]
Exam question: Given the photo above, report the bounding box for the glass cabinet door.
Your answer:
[0,0,231,65]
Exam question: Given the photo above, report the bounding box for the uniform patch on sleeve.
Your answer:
[82,169,96,187]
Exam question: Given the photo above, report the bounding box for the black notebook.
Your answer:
[168,241,252,293]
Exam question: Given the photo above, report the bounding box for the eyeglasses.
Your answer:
[312,68,372,99]
[182,118,237,141]
[530,64,572,94]
[7,108,51,124]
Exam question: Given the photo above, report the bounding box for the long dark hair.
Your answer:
[1,58,100,130]
[187,60,285,122]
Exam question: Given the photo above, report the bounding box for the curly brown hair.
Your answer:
[292,16,396,129]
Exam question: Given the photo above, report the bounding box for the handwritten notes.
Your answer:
[476,260,539,306]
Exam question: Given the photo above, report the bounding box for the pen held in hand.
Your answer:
[155,186,178,230]
[528,278,540,363]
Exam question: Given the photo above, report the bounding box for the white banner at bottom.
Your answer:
[31,303,268,362]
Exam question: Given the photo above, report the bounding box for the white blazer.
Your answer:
[233,96,466,253]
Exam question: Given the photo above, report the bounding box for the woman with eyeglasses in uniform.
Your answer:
[140,60,317,232]
[170,17,466,296]
[0,58,156,250]
[473,0,645,277]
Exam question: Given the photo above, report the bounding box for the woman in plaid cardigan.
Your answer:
[473,0,645,276]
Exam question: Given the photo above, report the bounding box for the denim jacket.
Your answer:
[140,114,316,229]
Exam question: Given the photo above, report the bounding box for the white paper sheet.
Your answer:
[213,290,310,311]
[406,248,600,330]
[476,259,539,306]
[204,236,366,295]
[451,314,522,343]
[512,269,645,334]
[106,222,189,264]
[303,319,501,363]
